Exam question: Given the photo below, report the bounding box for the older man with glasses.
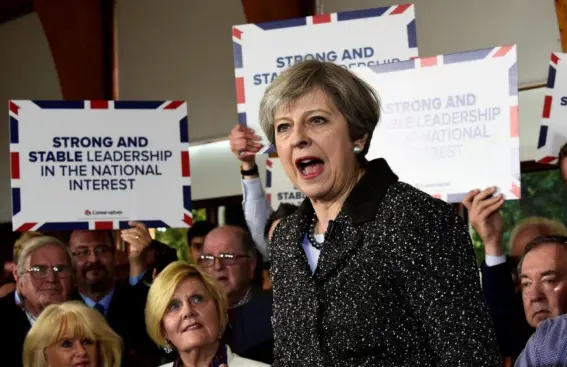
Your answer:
[0,235,74,367]
[199,225,273,364]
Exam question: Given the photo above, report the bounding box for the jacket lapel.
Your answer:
[312,212,363,283]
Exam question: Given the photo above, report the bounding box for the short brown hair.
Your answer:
[259,60,381,158]
[144,261,228,348]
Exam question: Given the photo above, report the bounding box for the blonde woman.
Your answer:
[23,301,122,367]
[146,261,268,367]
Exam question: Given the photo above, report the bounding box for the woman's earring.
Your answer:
[163,339,174,354]
[353,145,362,154]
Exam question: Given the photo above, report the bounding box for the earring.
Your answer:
[163,339,174,354]
[353,145,362,154]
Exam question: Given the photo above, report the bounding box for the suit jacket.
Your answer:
[269,159,501,367]
[0,291,31,367]
[481,261,534,361]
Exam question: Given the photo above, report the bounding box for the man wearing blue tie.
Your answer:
[68,222,159,367]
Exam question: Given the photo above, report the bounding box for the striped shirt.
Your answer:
[515,314,567,366]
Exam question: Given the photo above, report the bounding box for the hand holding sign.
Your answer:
[121,221,152,261]
[229,124,263,164]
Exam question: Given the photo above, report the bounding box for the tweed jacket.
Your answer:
[269,159,501,367]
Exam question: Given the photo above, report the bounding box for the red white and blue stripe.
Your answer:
[537,53,562,164]
[10,100,192,231]
[265,158,273,204]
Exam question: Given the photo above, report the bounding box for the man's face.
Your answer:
[16,244,73,315]
[199,228,255,300]
[189,236,205,262]
[520,243,567,328]
[560,157,567,185]
[69,231,115,288]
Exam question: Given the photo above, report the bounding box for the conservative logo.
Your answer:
[84,209,123,216]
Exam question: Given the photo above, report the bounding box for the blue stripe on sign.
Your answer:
[406,19,417,49]
[114,101,164,109]
[238,112,247,125]
[508,63,518,96]
[443,48,492,64]
[11,188,20,216]
[254,17,306,30]
[547,65,557,89]
[10,116,19,144]
[446,192,468,203]
[38,222,90,231]
[119,220,170,229]
[538,125,548,149]
[233,42,243,68]
[183,185,192,212]
[337,7,389,21]
[33,100,85,109]
[369,59,415,74]
[266,144,277,154]
[266,169,272,188]
[179,117,189,143]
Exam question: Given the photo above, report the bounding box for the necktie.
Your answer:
[93,303,105,315]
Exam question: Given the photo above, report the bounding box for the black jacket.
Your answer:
[0,291,31,367]
[269,159,501,366]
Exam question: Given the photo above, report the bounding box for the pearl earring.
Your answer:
[353,145,362,154]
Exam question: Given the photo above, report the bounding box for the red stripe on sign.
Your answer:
[235,77,245,104]
[183,213,193,226]
[9,101,19,115]
[493,45,514,58]
[91,100,108,109]
[266,159,272,168]
[181,151,190,177]
[551,53,560,65]
[313,14,331,24]
[11,152,20,179]
[95,221,114,230]
[266,193,272,203]
[420,57,438,67]
[17,222,37,232]
[511,183,521,198]
[390,4,412,15]
[510,106,519,137]
[410,56,418,60]
[538,155,557,164]
[232,27,243,39]
[164,101,184,109]
[542,95,553,118]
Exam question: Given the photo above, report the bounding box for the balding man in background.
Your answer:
[199,225,273,364]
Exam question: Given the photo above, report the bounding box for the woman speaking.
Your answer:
[257,60,500,366]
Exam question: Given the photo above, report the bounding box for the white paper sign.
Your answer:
[364,46,520,202]
[233,4,418,153]
[9,100,193,231]
[536,52,567,164]
[265,157,305,209]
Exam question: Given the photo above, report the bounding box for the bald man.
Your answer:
[199,226,273,364]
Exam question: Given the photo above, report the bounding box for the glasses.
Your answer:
[72,246,112,258]
[198,253,249,268]
[25,265,72,279]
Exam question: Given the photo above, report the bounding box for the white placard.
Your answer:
[265,157,305,210]
[364,46,520,202]
[9,100,193,231]
[233,4,418,153]
[536,52,567,164]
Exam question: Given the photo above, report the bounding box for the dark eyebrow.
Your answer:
[541,270,560,277]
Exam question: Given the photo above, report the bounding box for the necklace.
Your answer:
[308,215,325,250]
[230,287,252,309]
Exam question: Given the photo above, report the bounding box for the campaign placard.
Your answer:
[536,52,567,164]
[233,4,418,153]
[9,100,193,231]
[266,157,305,209]
[363,46,520,202]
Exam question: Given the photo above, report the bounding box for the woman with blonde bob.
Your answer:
[252,59,502,366]
[23,301,122,367]
[145,261,268,367]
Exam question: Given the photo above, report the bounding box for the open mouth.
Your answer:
[295,156,324,179]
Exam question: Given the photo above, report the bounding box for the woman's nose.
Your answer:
[74,342,87,356]
[290,125,310,148]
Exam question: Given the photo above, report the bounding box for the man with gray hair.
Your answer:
[199,225,273,364]
[0,235,74,367]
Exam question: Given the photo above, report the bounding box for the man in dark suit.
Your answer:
[0,235,74,367]
[199,225,274,364]
[68,223,160,367]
